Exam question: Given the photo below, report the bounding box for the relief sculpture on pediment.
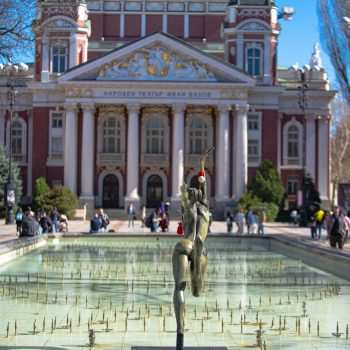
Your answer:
[97,45,217,82]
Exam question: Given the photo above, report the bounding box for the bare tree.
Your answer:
[0,0,35,63]
[331,100,350,182]
[317,0,350,103]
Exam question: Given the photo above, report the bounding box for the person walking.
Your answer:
[127,203,136,227]
[258,208,266,235]
[327,206,347,249]
[226,211,234,233]
[248,210,258,234]
[235,208,246,235]
[150,208,162,233]
[314,207,325,240]
[15,207,24,235]
[140,206,146,227]
[50,207,60,233]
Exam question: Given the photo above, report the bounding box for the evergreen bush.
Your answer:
[32,176,52,211]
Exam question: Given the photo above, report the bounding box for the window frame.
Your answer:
[47,110,65,166]
[246,45,262,76]
[283,118,303,167]
[6,115,27,164]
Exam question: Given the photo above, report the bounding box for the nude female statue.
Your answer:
[172,148,213,349]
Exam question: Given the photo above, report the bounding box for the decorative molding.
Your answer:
[44,18,76,29]
[208,3,226,12]
[65,87,93,98]
[125,2,142,10]
[41,6,77,18]
[189,3,205,12]
[168,2,184,11]
[238,21,270,32]
[87,2,100,10]
[104,2,121,10]
[220,89,247,100]
[145,2,163,11]
[237,9,270,19]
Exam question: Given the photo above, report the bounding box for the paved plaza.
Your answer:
[0,218,349,256]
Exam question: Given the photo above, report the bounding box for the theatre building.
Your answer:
[0,0,336,214]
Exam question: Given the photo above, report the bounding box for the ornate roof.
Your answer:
[228,0,275,5]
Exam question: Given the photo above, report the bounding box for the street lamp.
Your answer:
[297,68,309,227]
[3,62,28,224]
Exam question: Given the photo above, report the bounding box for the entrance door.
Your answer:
[146,175,163,208]
[102,174,119,208]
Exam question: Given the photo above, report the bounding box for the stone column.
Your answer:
[233,104,249,199]
[171,104,185,210]
[0,110,5,146]
[305,114,316,179]
[318,115,330,199]
[120,14,125,38]
[80,103,95,203]
[216,104,230,201]
[63,103,78,194]
[125,104,140,209]
[263,35,271,84]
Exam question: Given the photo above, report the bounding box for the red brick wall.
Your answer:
[32,107,50,186]
[146,15,162,34]
[204,15,224,41]
[104,14,120,39]
[88,51,104,60]
[89,13,104,40]
[125,15,141,38]
[46,168,64,187]
[261,110,278,165]
[168,15,184,37]
[189,16,204,38]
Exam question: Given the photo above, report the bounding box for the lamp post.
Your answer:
[298,68,309,227]
[4,62,28,224]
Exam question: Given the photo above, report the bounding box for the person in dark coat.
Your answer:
[20,212,39,237]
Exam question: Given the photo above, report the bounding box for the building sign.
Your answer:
[94,88,220,99]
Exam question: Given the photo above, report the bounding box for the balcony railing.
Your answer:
[185,154,213,168]
[12,154,26,163]
[284,157,302,166]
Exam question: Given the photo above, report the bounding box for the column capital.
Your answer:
[81,103,95,113]
[234,104,250,115]
[217,104,231,113]
[172,104,186,113]
[63,103,78,113]
[127,104,140,114]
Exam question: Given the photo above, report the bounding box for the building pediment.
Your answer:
[58,32,255,85]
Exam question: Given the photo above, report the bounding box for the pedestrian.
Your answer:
[15,207,24,235]
[140,206,146,227]
[208,212,213,233]
[50,207,60,233]
[150,207,162,233]
[248,210,258,234]
[59,213,69,232]
[235,208,246,234]
[314,207,325,240]
[127,203,136,227]
[309,216,317,240]
[98,208,110,232]
[327,206,347,249]
[90,213,101,233]
[258,208,266,235]
[246,207,253,234]
[226,211,234,233]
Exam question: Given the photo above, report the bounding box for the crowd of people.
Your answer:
[15,206,68,237]
[225,207,266,235]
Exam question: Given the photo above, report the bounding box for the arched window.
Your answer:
[287,125,299,158]
[283,119,303,166]
[11,120,23,155]
[146,117,164,154]
[102,117,121,153]
[189,118,208,154]
[247,47,262,76]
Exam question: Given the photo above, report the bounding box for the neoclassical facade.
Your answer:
[0,0,336,214]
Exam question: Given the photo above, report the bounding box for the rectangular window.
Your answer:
[287,176,298,195]
[52,46,67,73]
[248,139,259,156]
[52,179,62,187]
[248,115,259,130]
[48,111,64,163]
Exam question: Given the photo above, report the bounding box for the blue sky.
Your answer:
[277,0,335,81]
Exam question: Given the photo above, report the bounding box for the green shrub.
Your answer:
[249,160,285,207]
[238,191,279,222]
[50,186,77,219]
[33,177,52,211]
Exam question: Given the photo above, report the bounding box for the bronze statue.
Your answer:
[172,147,213,349]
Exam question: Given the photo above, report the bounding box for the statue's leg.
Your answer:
[172,247,188,349]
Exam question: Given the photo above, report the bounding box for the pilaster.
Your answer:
[305,114,316,179]
[318,115,330,199]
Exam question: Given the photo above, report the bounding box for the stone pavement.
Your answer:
[0,218,349,255]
